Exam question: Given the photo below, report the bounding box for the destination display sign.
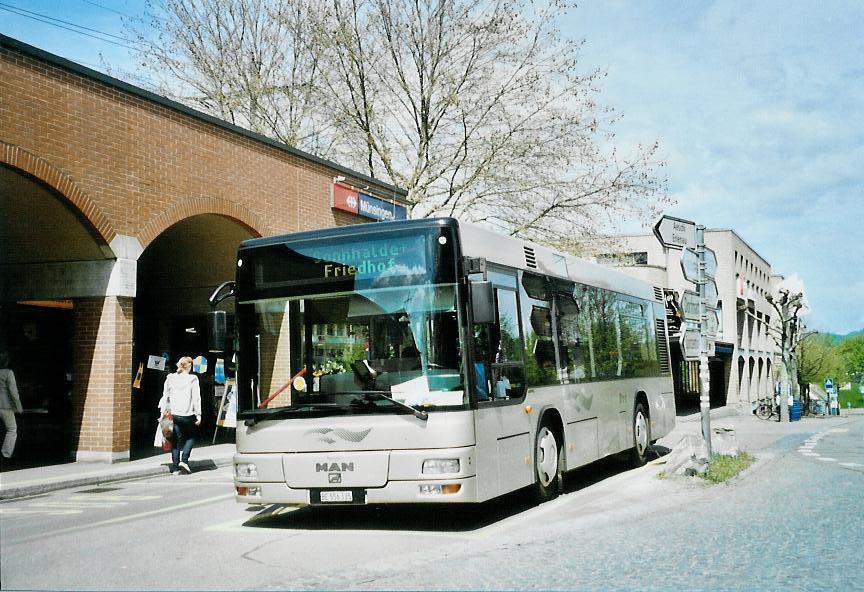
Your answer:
[244,226,459,298]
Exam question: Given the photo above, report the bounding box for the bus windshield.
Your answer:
[236,224,466,417]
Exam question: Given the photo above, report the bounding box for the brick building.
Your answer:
[0,35,407,465]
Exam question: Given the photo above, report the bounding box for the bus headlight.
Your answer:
[235,463,258,479]
[422,459,460,475]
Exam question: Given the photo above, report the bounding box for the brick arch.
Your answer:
[137,196,270,248]
[1,141,117,245]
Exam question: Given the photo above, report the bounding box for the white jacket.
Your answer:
[159,372,201,420]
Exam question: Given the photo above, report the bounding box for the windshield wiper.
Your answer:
[353,391,429,421]
[241,404,343,425]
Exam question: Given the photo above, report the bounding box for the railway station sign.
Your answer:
[654,215,697,250]
[332,182,408,222]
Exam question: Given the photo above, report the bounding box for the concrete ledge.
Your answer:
[75,450,131,463]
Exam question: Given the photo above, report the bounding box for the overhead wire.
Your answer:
[0,1,152,52]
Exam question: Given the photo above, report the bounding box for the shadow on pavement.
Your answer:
[243,446,672,533]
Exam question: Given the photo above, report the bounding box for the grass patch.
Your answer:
[699,452,754,483]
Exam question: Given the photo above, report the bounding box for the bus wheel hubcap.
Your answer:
[635,412,648,454]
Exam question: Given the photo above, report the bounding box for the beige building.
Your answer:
[594,229,782,414]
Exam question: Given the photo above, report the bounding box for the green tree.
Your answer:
[798,334,845,387]
[837,335,864,383]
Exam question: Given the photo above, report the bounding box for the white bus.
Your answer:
[214,217,675,506]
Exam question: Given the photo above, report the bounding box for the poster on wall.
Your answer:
[147,355,166,371]
[215,379,237,429]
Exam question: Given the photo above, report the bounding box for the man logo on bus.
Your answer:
[316,462,355,473]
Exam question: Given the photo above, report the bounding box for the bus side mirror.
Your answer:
[470,281,495,324]
[207,310,227,352]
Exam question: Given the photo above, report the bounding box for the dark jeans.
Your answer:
[171,415,196,467]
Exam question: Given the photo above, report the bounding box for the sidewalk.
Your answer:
[0,443,236,501]
[657,405,864,454]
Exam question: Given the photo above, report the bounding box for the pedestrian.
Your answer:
[0,352,23,462]
[158,356,201,474]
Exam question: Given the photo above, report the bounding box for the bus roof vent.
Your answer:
[655,318,671,374]
[524,246,537,269]
[653,286,663,302]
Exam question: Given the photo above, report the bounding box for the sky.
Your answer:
[1,0,862,335]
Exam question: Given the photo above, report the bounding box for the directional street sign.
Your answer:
[681,290,701,321]
[705,307,719,337]
[702,247,717,278]
[654,215,697,250]
[704,278,719,309]
[680,327,701,361]
[680,248,700,283]
[681,246,717,282]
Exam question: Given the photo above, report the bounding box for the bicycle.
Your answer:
[754,396,777,420]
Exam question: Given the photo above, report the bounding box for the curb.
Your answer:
[0,457,234,501]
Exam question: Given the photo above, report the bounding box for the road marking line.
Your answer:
[839,462,862,468]
[828,428,848,433]
[0,508,82,516]
[67,495,162,501]
[817,457,837,462]
[31,501,127,507]
[800,452,820,457]
[4,493,234,546]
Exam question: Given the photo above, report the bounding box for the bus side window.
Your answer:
[555,290,585,382]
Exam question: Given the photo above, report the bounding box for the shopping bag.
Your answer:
[153,421,171,450]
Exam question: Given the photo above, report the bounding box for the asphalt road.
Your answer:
[1,416,861,591]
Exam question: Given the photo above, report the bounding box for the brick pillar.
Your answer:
[71,296,133,462]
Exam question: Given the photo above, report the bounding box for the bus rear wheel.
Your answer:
[534,424,563,502]
[629,402,651,467]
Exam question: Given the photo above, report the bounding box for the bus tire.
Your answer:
[629,402,651,467]
[534,423,563,502]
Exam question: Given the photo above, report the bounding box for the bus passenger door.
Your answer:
[472,280,532,501]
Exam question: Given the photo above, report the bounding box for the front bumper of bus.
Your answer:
[233,447,478,505]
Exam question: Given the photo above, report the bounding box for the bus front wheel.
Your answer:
[630,402,651,467]
[534,424,563,502]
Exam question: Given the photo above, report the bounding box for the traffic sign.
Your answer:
[705,307,719,337]
[680,248,700,283]
[702,247,717,278]
[703,278,719,309]
[654,215,696,250]
[681,290,700,321]
[681,246,717,282]
[680,327,701,361]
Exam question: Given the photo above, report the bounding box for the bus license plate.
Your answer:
[320,490,353,503]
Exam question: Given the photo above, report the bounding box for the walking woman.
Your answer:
[0,352,23,463]
[159,356,201,474]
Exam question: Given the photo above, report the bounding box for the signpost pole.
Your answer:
[697,225,712,456]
